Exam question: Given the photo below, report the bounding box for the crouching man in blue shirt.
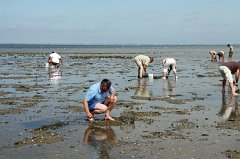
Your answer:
[83,79,117,122]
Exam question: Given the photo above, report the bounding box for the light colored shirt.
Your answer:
[162,58,176,67]
[85,82,114,107]
[49,53,61,63]
[134,55,151,66]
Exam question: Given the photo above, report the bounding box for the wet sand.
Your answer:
[0,52,240,159]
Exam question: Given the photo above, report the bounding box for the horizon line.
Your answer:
[0,43,237,46]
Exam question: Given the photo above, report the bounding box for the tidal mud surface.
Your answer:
[0,53,240,159]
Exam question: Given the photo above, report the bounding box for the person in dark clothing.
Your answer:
[218,61,240,95]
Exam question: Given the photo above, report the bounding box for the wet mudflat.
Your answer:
[0,52,240,159]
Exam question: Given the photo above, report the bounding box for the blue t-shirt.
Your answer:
[85,82,114,109]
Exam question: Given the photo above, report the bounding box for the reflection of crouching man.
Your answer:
[83,126,116,145]
[218,61,240,96]
[83,79,117,122]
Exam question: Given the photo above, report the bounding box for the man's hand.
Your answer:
[87,112,93,118]
[83,99,94,121]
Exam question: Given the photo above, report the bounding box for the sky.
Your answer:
[1,0,240,45]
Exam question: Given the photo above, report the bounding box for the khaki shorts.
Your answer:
[218,66,233,83]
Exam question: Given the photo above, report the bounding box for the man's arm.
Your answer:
[235,69,239,86]
[109,90,117,103]
[48,57,52,63]
[110,90,117,96]
[83,99,93,119]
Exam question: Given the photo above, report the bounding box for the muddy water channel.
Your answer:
[0,53,240,159]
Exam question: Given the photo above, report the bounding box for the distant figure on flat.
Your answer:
[227,44,233,61]
[218,61,240,96]
[48,51,62,68]
[134,55,154,78]
[209,50,217,61]
[162,57,177,79]
[217,51,225,62]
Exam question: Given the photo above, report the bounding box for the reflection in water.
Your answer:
[48,68,62,85]
[219,93,239,121]
[134,79,152,97]
[83,126,116,159]
[119,111,136,133]
[162,78,176,98]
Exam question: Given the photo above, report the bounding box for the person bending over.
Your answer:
[48,51,62,68]
[218,61,240,95]
[162,57,177,79]
[217,51,224,62]
[134,55,154,78]
[209,50,217,61]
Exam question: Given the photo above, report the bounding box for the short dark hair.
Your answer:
[101,79,112,88]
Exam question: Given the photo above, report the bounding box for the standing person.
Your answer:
[227,44,234,61]
[162,57,177,79]
[217,51,225,62]
[218,61,240,95]
[209,50,217,61]
[48,51,62,68]
[83,79,117,122]
[134,55,154,78]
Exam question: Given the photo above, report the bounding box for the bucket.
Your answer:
[148,74,153,79]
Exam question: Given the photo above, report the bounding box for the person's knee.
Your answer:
[109,96,117,105]
[95,104,108,113]
[113,96,117,104]
[100,106,108,113]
